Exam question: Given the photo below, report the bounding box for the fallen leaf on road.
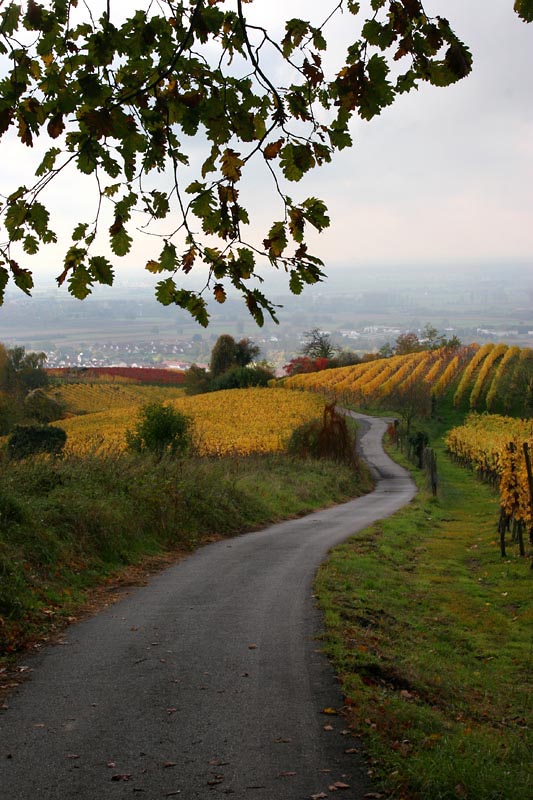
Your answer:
[248,644,257,649]
[322,708,337,715]
[344,748,359,754]
[163,762,177,768]
[323,724,334,731]
[107,762,116,768]
[273,737,292,743]
[65,754,80,759]
[111,774,132,781]
[310,793,328,799]
[279,771,296,777]
[328,782,350,790]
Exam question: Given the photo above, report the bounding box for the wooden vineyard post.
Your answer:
[498,507,507,559]
[508,442,525,558]
[522,441,533,567]
[423,447,438,497]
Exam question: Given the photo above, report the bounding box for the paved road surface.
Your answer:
[1,413,415,799]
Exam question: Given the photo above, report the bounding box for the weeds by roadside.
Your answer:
[0,448,372,659]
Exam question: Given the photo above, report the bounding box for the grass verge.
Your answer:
[0,448,373,660]
[316,434,531,799]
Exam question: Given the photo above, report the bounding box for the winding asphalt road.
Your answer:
[1,413,415,799]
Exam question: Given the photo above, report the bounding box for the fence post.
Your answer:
[522,442,533,567]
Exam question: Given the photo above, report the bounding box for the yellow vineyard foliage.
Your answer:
[282,345,477,404]
[446,413,533,526]
[54,387,325,457]
[50,382,185,414]
[283,343,533,415]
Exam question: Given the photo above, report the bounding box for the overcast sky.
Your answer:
[1,1,532,296]
[248,0,533,274]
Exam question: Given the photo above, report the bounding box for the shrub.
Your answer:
[126,402,192,459]
[183,364,211,395]
[7,424,67,460]
[287,403,358,468]
[209,365,274,392]
[23,388,65,423]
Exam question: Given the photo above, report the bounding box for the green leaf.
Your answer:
[312,28,327,51]
[0,266,9,304]
[35,147,61,177]
[220,148,244,182]
[302,197,330,231]
[89,256,114,285]
[362,19,395,49]
[72,222,89,242]
[282,18,310,57]
[23,234,39,254]
[155,277,177,305]
[155,282,209,326]
[514,0,533,22]
[359,54,394,120]
[235,247,255,280]
[201,145,218,178]
[109,224,132,257]
[147,190,170,219]
[12,264,34,295]
[160,241,177,271]
[289,207,305,243]
[0,3,21,36]
[5,201,28,234]
[264,221,287,258]
[28,201,50,236]
[77,139,99,174]
[186,180,206,195]
[68,265,93,299]
[289,269,304,295]
[280,143,315,182]
[328,126,352,150]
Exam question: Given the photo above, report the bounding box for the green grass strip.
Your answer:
[316,437,531,800]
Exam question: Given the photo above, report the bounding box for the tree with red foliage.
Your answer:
[283,356,330,377]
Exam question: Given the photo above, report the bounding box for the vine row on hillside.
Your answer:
[282,344,533,418]
[446,413,533,554]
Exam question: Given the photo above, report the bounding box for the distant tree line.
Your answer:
[184,335,274,395]
[284,325,462,376]
[379,324,462,358]
[284,329,364,376]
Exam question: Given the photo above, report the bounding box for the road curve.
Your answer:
[1,414,416,800]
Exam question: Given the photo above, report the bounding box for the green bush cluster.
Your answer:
[7,424,67,460]
[125,402,192,460]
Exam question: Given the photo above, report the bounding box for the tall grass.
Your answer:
[0,447,372,656]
